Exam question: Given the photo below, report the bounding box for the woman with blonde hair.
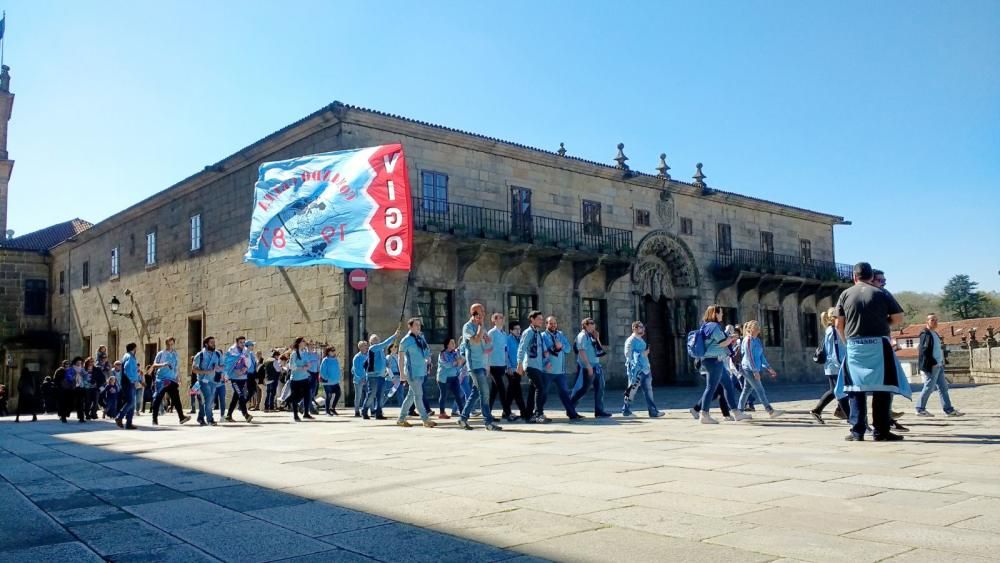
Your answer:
[694,305,751,424]
[809,307,849,424]
[737,321,784,418]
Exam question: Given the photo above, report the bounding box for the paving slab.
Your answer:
[123,497,254,530]
[847,521,1000,558]
[249,500,390,536]
[0,541,104,563]
[319,522,516,563]
[172,519,332,563]
[579,505,755,541]
[191,484,309,512]
[517,526,772,562]
[0,483,74,551]
[70,517,183,556]
[707,525,912,562]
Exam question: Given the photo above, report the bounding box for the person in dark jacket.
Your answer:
[915,314,963,417]
[41,375,57,413]
[15,367,38,422]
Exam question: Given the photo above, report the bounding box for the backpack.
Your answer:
[686,324,710,359]
[812,346,827,365]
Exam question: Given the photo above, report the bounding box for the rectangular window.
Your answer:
[906,339,914,348]
[82,261,90,288]
[761,231,774,254]
[108,330,119,362]
[190,214,202,251]
[717,223,732,253]
[581,298,608,339]
[59,270,65,295]
[111,247,120,278]
[416,288,452,345]
[634,209,650,227]
[24,279,47,316]
[800,239,812,261]
[146,232,156,266]
[681,217,694,236]
[582,200,602,235]
[802,312,819,347]
[508,293,539,331]
[420,171,448,214]
[763,309,782,347]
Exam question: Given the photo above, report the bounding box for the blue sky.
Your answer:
[3,0,998,292]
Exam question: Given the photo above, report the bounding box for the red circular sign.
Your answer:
[348,269,369,291]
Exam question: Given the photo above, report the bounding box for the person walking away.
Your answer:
[436,339,466,419]
[192,338,222,426]
[320,346,342,415]
[737,321,784,418]
[352,341,370,418]
[396,318,436,428]
[115,344,141,429]
[151,337,191,425]
[915,314,964,417]
[810,307,850,424]
[542,316,583,421]
[694,306,749,424]
[835,262,910,441]
[14,368,38,422]
[571,317,611,418]
[622,322,665,418]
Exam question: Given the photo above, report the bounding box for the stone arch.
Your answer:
[632,230,700,300]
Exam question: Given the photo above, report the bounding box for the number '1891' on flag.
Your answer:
[244,144,412,270]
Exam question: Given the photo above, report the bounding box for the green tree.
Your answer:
[940,275,989,320]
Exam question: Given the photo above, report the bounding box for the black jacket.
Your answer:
[918,328,941,373]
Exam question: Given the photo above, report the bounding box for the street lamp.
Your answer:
[109,296,134,319]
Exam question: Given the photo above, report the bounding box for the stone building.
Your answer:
[34,101,852,400]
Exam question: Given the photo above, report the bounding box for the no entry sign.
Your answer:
[349,269,369,291]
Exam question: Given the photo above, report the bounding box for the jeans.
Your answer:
[571,365,607,415]
[227,379,250,419]
[738,368,773,412]
[214,383,227,420]
[398,376,430,422]
[916,366,954,413]
[524,368,547,418]
[457,377,473,413]
[732,373,755,409]
[699,358,739,415]
[813,373,850,416]
[323,384,342,414]
[438,377,465,414]
[623,372,659,416]
[488,366,507,413]
[545,372,579,417]
[85,387,99,419]
[116,385,136,426]
[460,368,494,424]
[197,378,217,424]
[105,395,118,418]
[354,378,368,414]
[361,374,386,416]
[264,381,278,410]
[849,391,892,438]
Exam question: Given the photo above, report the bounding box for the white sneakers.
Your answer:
[732,410,752,421]
[700,412,719,424]
[769,409,784,418]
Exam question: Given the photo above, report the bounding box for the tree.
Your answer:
[940,275,990,320]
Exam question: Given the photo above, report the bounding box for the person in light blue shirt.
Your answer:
[362,330,399,419]
[458,304,501,430]
[542,317,582,420]
[396,318,436,428]
[738,320,784,418]
[810,308,851,423]
[504,322,528,420]
[486,313,513,420]
[352,341,369,417]
[223,336,253,423]
[622,321,665,418]
[695,305,748,424]
[517,311,550,423]
[286,337,314,422]
[571,318,611,417]
[436,338,466,418]
[304,343,321,416]
[320,346,342,416]
[151,337,190,426]
[116,343,141,429]
[191,337,222,426]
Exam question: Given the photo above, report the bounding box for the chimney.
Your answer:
[950,326,955,337]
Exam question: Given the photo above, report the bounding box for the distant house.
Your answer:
[892,316,1000,381]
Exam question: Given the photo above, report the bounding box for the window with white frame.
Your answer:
[111,247,120,278]
[146,232,156,266]
[190,214,202,251]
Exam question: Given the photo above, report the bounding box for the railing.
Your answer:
[412,197,634,256]
[714,248,853,282]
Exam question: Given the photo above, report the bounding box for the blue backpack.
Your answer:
[686,323,713,359]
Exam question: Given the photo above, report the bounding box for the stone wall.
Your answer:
[970,347,1000,384]
[0,249,51,339]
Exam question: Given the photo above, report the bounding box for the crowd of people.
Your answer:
[7,263,964,440]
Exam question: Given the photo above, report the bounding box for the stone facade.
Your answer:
[0,248,58,406]
[46,102,850,401]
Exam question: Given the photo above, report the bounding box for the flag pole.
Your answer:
[398,270,413,326]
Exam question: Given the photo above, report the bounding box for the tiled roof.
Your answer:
[894,316,1000,347]
[1,219,92,252]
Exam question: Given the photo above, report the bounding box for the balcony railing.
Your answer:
[412,197,634,256]
[714,248,853,283]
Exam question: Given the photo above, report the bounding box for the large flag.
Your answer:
[245,144,412,270]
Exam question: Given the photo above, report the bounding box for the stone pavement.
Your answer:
[2,383,1000,562]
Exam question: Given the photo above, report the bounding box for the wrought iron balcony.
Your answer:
[411,197,634,257]
[713,248,853,283]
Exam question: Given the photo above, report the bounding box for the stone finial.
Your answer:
[656,153,671,180]
[557,142,567,157]
[0,66,10,93]
[692,162,707,187]
[614,143,629,170]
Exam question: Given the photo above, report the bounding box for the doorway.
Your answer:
[511,187,533,241]
[641,296,677,386]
